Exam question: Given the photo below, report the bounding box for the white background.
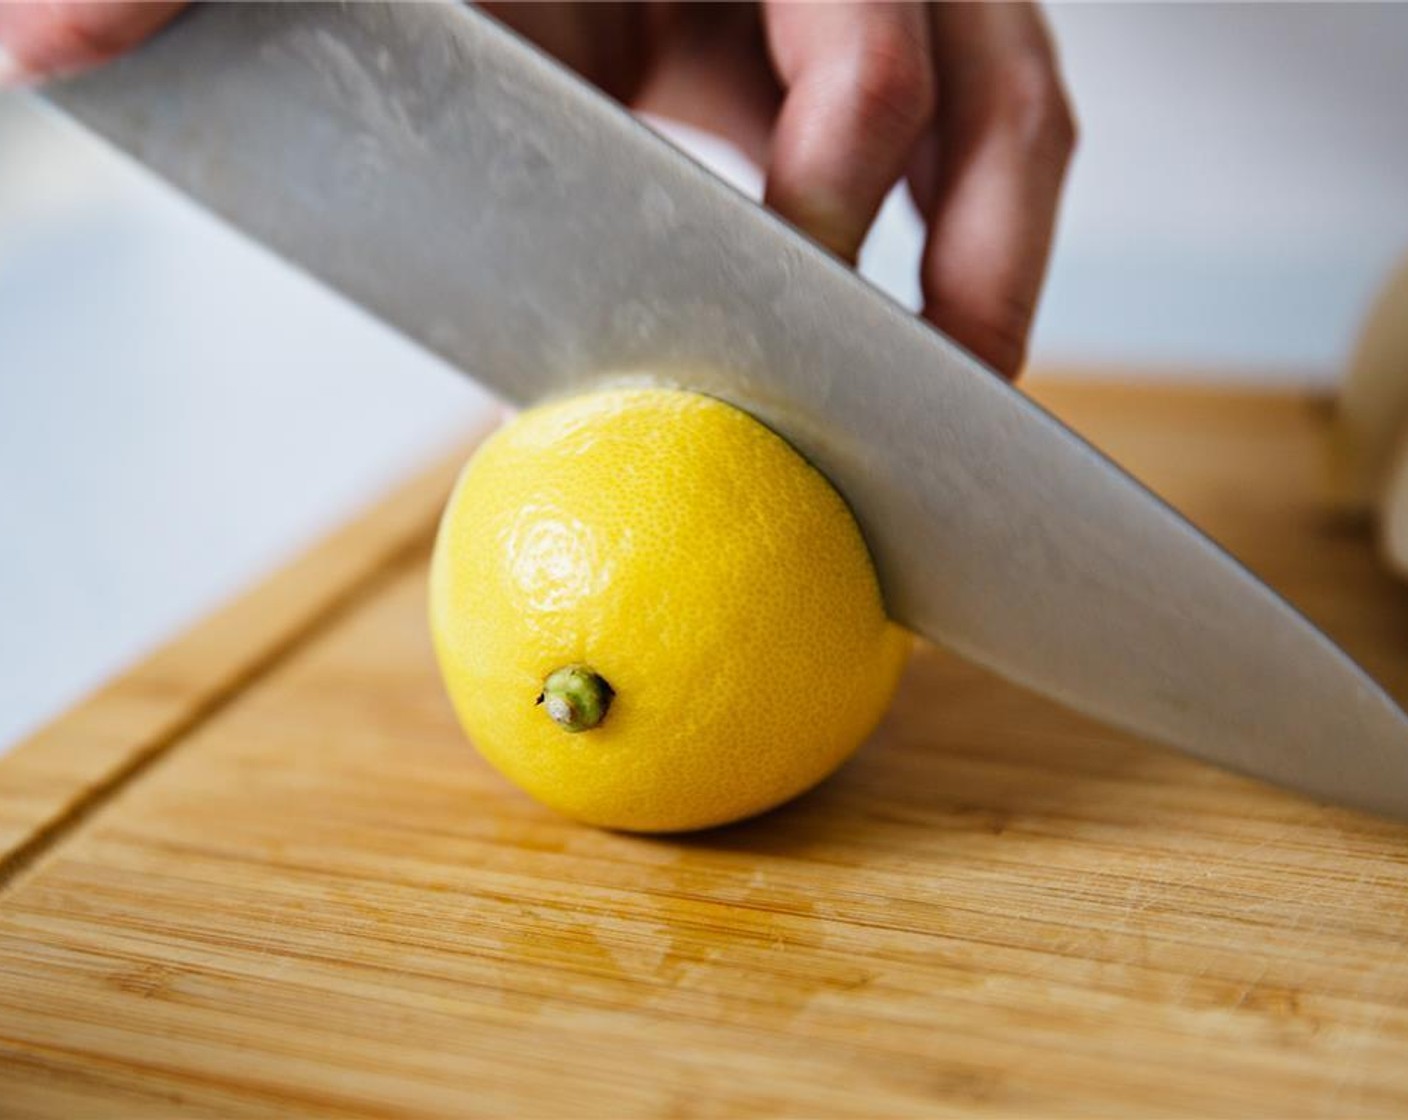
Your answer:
[3,3,1407,751]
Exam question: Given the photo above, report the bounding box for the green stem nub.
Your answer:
[538,665,615,733]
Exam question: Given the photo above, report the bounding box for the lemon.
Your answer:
[429,386,910,832]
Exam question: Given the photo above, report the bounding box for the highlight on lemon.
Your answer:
[429,386,910,833]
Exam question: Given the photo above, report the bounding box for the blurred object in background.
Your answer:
[1327,253,1408,514]
[2,1,1407,751]
[1325,252,1408,578]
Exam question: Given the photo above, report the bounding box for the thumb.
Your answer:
[0,2,185,87]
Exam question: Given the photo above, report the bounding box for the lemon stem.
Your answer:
[539,665,614,732]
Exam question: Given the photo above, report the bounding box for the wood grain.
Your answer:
[2,383,1407,1118]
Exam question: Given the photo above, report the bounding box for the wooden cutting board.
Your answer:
[3,382,1407,1118]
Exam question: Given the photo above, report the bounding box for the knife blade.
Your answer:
[41,1,1408,818]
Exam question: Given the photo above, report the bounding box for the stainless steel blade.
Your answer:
[42,1,1408,817]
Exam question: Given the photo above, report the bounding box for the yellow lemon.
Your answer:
[429,386,910,832]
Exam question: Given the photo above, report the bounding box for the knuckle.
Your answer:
[986,52,1077,158]
[989,292,1037,370]
[52,10,146,66]
[849,26,936,137]
[924,289,1033,377]
[972,314,1030,377]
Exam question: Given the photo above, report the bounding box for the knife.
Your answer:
[41,1,1408,818]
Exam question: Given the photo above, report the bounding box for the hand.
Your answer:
[0,2,1076,378]
[490,2,1077,378]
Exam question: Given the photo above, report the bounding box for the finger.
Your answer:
[0,1,185,86]
[763,1,934,262]
[913,2,1076,377]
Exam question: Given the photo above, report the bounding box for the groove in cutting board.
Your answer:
[0,430,486,885]
[0,534,436,897]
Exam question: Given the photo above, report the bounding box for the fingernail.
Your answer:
[0,43,35,89]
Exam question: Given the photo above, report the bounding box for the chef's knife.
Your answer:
[41,1,1408,818]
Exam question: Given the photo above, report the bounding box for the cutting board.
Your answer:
[3,382,1407,1118]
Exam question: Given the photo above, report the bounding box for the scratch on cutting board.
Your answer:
[1315,861,1408,1116]
[0,529,436,898]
